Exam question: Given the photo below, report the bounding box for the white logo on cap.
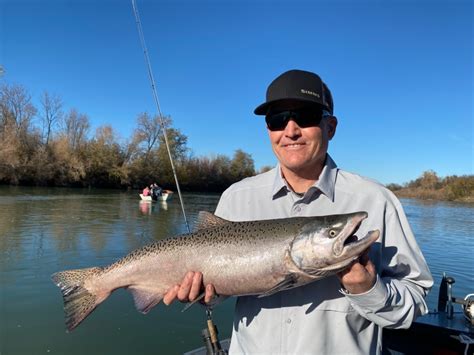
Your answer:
[301,89,320,98]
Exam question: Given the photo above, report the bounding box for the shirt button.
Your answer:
[286,318,292,324]
[294,206,301,213]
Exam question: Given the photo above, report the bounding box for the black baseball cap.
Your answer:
[254,69,334,115]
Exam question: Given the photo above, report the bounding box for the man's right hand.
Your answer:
[163,271,216,305]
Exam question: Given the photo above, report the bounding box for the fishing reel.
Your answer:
[438,273,474,325]
[200,308,228,355]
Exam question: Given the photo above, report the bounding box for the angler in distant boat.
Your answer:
[150,182,163,200]
[139,182,173,202]
[142,185,151,197]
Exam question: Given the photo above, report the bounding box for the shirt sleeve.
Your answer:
[214,188,233,219]
[342,199,434,329]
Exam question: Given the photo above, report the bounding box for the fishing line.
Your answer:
[131,0,190,233]
[130,8,227,352]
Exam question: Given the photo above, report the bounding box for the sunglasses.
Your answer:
[265,108,331,131]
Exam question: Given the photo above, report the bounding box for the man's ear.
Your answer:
[327,116,338,140]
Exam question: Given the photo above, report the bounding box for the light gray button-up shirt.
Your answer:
[214,155,433,355]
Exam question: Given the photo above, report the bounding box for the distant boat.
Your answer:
[139,190,173,202]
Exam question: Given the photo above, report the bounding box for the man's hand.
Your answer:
[337,248,376,294]
[163,271,216,305]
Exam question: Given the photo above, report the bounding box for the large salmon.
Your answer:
[52,211,379,331]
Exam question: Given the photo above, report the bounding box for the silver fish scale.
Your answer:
[107,218,304,271]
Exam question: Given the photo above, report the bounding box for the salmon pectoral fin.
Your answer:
[258,275,298,298]
[51,267,103,332]
[181,292,230,312]
[128,286,163,314]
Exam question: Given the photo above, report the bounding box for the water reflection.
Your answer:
[138,200,168,216]
[139,201,153,215]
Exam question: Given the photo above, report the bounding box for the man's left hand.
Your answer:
[337,248,376,294]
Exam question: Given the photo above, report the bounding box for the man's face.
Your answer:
[267,109,337,177]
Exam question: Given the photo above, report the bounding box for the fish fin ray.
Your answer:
[181,293,229,312]
[301,268,334,279]
[51,267,103,331]
[258,275,297,297]
[193,211,229,231]
[128,286,163,314]
[181,292,206,312]
[302,259,354,276]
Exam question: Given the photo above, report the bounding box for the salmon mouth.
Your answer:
[333,212,368,256]
[343,219,362,247]
[344,234,359,246]
[341,213,380,252]
[318,228,380,274]
[342,229,380,255]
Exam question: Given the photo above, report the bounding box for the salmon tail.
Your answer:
[51,267,103,332]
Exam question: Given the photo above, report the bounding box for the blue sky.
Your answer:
[1,0,472,184]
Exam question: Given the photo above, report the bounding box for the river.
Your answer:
[0,186,472,354]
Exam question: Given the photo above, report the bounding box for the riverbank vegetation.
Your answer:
[2,83,472,200]
[0,83,257,192]
[386,170,474,203]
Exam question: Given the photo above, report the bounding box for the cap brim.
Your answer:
[254,98,327,115]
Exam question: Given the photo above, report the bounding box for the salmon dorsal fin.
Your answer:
[193,211,229,231]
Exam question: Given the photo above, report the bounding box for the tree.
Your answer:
[0,122,21,183]
[39,91,63,145]
[156,127,188,163]
[85,125,126,186]
[419,170,440,189]
[0,84,38,183]
[133,112,170,162]
[0,83,36,135]
[49,136,86,185]
[61,109,90,150]
[154,127,189,185]
[259,165,274,174]
[386,183,403,191]
[230,149,255,181]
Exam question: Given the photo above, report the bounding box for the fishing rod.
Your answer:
[131,3,228,353]
[131,0,190,233]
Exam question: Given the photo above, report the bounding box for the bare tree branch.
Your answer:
[39,91,63,145]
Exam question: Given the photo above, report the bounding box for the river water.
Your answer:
[0,186,472,354]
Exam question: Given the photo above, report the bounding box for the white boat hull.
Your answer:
[139,191,172,202]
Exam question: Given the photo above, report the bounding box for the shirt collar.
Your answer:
[271,154,338,202]
[271,166,289,199]
[316,154,338,202]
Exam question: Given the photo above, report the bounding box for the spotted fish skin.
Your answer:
[52,211,379,331]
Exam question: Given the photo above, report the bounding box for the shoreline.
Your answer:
[393,189,474,204]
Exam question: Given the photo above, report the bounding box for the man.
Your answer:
[164,69,433,354]
[142,185,151,196]
[151,182,163,200]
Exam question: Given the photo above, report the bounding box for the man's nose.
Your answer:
[284,119,301,137]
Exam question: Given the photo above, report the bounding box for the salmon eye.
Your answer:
[329,229,337,238]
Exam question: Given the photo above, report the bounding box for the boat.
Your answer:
[383,273,474,354]
[139,190,173,202]
[184,273,474,355]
